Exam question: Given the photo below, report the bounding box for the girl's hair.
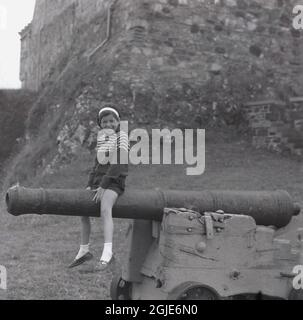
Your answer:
[97,104,120,127]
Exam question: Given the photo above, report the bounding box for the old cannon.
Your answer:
[6,186,303,300]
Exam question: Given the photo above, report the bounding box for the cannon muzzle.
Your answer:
[5,187,301,228]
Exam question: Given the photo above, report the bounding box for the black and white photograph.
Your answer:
[0,0,303,303]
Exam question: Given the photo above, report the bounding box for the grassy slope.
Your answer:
[0,132,302,300]
[0,90,35,171]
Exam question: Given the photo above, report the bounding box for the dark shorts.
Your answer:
[92,176,126,196]
[107,176,126,196]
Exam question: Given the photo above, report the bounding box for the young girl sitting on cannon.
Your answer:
[69,104,129,271]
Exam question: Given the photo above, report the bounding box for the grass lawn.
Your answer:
[0,133,302,300]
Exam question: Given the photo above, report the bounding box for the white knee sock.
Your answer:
[75,244,90,260]
[100,243,113,262]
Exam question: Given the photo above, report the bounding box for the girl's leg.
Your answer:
[69,216,93,267]
[75,216,91,260]
[81,216,91,245]
[100,189,119,263]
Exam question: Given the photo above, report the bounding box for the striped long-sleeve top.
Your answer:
[87,130,129,189]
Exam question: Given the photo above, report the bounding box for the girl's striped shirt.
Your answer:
[97,130,129,165]
[87,130,129,189]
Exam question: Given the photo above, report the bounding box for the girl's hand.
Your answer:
[93,187,105,203]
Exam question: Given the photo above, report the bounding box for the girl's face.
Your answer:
[100,114,119,133]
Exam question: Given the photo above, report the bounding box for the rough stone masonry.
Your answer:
[19,0,303,156]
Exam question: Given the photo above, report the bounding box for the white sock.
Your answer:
[100,243,113,263]
[75,244,90,260]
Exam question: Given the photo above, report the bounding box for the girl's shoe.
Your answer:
[68,252,94,269]
[95,255,115,272]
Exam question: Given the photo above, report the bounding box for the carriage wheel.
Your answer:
[110,274,132,300]
[167,282,220,300]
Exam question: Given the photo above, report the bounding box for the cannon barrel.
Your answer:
[6,187,301,228]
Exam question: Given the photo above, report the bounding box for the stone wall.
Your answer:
[110,0,303,127]
[115,0,302,95]
[20,0,303,135]
[20,0,121,90]
[21,0,302,95]
[243,98,303,157]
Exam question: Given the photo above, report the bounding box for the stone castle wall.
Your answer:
[19,0,303,156]
[20,0,126,90]
[19,0,128,90]
[115,0,302,93]
[21,0,302,95]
